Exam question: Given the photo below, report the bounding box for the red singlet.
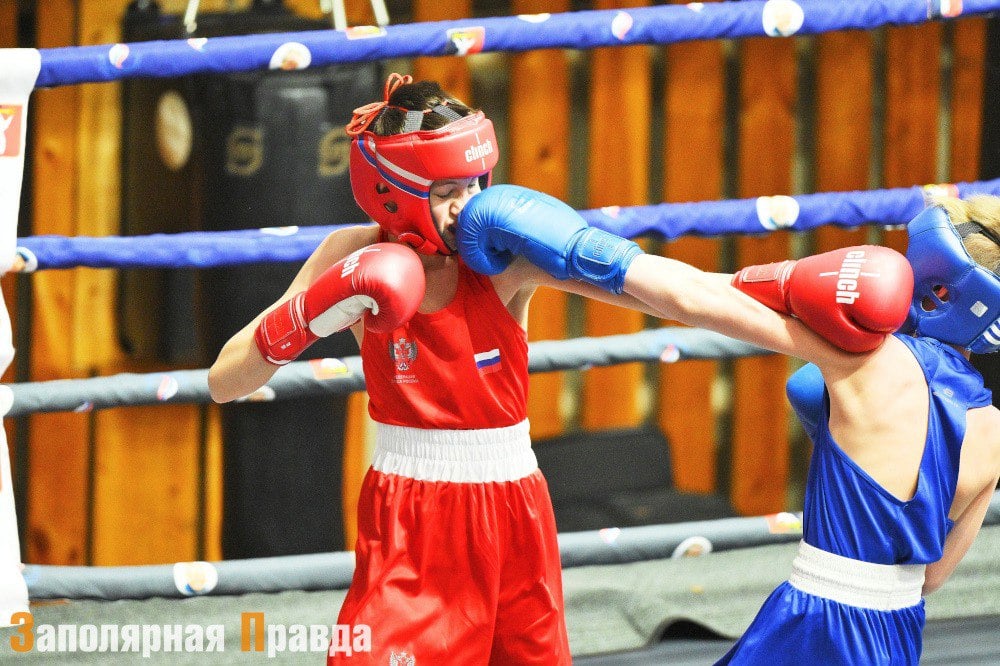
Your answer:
[362,261,529,429]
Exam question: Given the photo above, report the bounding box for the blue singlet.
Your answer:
[716,335,991,665]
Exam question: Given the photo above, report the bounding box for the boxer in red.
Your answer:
[207,73,665,664]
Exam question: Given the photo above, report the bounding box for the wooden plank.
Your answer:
[91,404,201,565]
[949,19,985,183]
[73,2,125,369]
[511,0,571,440]
[341,392,371,551]
[658,25,726,493]
[814,32,873,252]
[0,1,15,47]
[411,0,473,101]
[730,37,794,516]
[883,23,941,253]
[27,0,92,566]
[72,0,202,565]
[159,0,230,12]
[203,405,223,561]
[283,0,323,20]
[581,0,650,431]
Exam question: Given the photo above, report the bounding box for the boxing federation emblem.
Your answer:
[445,27,485,56]
[390,338,418,372]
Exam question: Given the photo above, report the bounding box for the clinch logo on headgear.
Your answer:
[465,140,494,164]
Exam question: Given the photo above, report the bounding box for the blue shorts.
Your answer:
[716,581,925,665]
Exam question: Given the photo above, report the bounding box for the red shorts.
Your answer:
[330,421,570,665]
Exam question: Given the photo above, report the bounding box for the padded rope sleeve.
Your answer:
[35,2,1000,88]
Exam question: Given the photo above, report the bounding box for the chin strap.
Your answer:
[397,232,449,256]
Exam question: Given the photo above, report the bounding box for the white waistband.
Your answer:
[788,540,925,611]
[372,420,537,482]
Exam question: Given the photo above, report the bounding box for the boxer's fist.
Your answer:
[732,245,913,353]
[457,184,642,294]
[255,243,425,365]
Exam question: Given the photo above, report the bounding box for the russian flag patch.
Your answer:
[474,348,501,375]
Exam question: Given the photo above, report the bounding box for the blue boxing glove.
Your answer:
[456,184,643,294]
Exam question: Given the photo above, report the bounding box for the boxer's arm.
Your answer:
[622,253,859,367]
[459,185,866,366]
[731,246,913,353]
[458,184,641,293]
[254,243,424,365]
[924,476,998,594]
[207,224,379,404]
[501,251,845,366]
[488,233,846,365]
[499,256,662,318]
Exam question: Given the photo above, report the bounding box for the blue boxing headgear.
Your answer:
[905,206,1000,353]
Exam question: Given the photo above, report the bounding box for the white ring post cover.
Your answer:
[0,47,41,626]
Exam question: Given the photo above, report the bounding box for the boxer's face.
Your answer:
[429,176,482,253]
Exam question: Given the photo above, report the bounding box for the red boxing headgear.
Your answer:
[347,75,499,255]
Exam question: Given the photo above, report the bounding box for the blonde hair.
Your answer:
[928,195,1000,274]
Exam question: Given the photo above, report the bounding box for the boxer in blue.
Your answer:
[456,185,1000,665]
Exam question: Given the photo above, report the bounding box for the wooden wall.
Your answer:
[20,0,365,566]
[10,1,987,565]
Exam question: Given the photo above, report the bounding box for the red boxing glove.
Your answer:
[255,243,425,365]
[732,245,914,353]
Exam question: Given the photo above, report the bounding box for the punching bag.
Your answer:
[119,1,381,556]
[198,64,379,558]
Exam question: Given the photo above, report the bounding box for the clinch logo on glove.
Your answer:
[830,250,870,305]
[340,246,380,278]
[465,140,494,164]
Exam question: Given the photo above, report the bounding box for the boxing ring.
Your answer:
[2,1,1000,662]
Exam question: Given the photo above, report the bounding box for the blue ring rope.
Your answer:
[36,1,1000,88]
[18,179,1000,270]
